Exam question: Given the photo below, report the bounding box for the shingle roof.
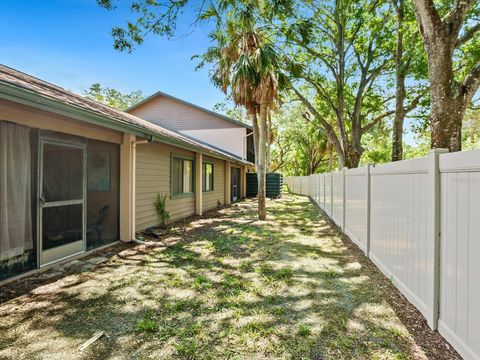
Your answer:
[0,64,251,165]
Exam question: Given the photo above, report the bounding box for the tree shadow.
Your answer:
[0,196,460,359]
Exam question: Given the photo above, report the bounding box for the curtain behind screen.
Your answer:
[0,122,33,261]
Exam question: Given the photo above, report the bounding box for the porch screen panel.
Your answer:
[86,140,120,250]
[0,122,34,279]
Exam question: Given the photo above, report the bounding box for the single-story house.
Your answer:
[0,65,253,283]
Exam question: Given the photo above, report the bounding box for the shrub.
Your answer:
[154,193,170,228]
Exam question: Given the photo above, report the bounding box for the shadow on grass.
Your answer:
[0,195,460,359]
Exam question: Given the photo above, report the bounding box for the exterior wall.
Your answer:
[0,96,249,282]
[0,99,122,144]
[135,142,195,231]
[202,157,225,212]
[129,95,238,130]
[128,95,248,158]
[182,128,247,158]
[0,98,131,242]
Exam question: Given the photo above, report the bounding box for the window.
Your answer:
[172,156,194,195]
[203,162,214,192]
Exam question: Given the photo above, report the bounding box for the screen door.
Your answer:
[39,139,86,266]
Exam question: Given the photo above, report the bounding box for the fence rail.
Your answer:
[285,148,480,360]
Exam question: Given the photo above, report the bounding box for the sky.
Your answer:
[0,0,226,110]
[0,0,418,146]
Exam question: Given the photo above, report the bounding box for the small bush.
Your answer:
[154,193,170,228]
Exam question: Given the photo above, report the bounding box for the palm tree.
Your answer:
[203,3,281,220]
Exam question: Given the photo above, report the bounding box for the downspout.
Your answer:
[131,135,154,240]
[243,131,254,161]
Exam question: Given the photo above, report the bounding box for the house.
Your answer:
[127,91,255,163]
[0,65,253,283]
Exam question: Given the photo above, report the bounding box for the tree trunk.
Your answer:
[328,143,334,171]
[266,112,272,172]
[427,40,464,151]
[256,104,268,220]
[344,148,362,168]
[412,1,477,152]
[392,0,406,161]
[252,113,260,165]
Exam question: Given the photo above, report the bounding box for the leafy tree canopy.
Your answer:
[84,83,144,110]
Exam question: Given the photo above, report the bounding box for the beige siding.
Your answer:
[135,142,195,231]
[0,99,123,144]
[128,95,248,158]
[203,158,225,212]
[129,95,239,131]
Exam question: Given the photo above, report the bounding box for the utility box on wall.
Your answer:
[246,173,283,198]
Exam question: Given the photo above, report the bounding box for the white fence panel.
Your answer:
[284,148,480,359]
[294,176,300,194]
[331,170,344,228]
[301,177,309,195]
[369,156,434,323]
[290,176,298,194]
[438,150,480,360]
[324,172,332,216]
[344,166,368,253]
[308,175,314,198]
[319,174,324,209]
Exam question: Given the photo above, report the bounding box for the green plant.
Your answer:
[136,310,159,333]
[154,193,170,228]
[298,324,311,337]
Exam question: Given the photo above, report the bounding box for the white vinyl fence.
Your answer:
[285,148,480,360]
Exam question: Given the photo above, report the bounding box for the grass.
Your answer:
[0,195,446,359]
[136,310,159,333]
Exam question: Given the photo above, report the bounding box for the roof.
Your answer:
[126,91,253,130]
[0,64,251,165]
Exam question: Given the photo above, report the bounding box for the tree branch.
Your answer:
[445,0,477,36]
[463,59,480,104]
[413,0,442,39]
[302,74,338,114]
[291,85,344,156]
[456,22,480,47]
[361,89,427,135]
[361,110,395,134]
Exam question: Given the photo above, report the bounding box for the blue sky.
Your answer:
[0,0,226,110]
[0,0,418,145]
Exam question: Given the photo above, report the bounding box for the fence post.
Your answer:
[365,164,372,257]
[427,148,448,330]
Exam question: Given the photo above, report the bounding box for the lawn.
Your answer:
[0,195,458,359]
